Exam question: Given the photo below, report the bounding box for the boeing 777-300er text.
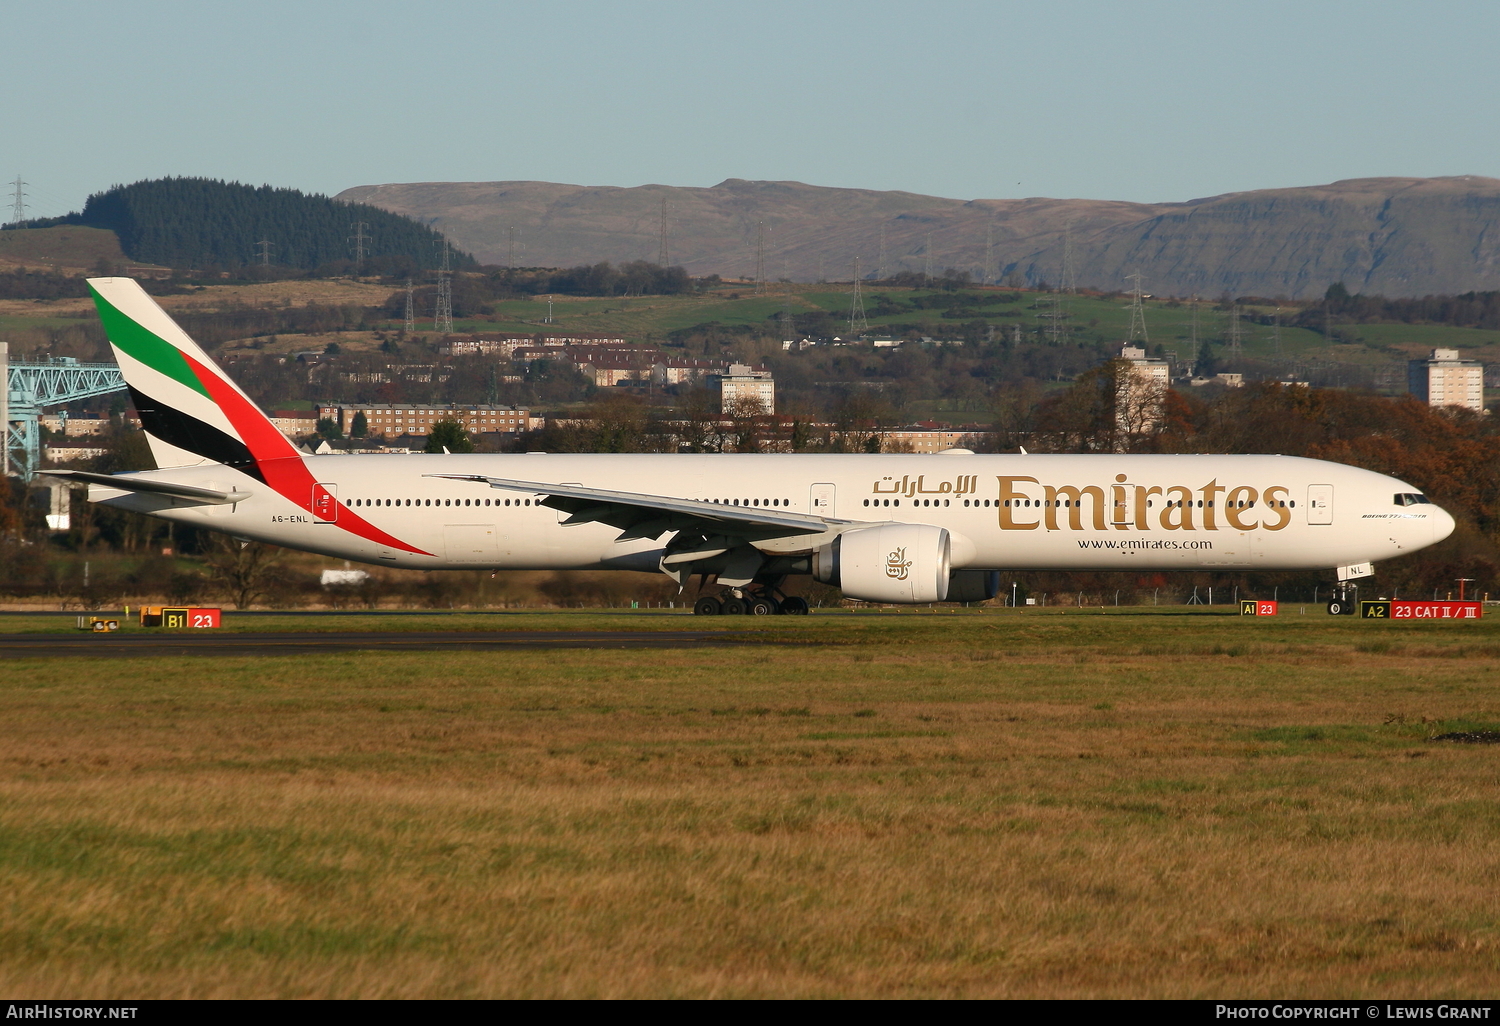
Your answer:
[46,278,1456,615]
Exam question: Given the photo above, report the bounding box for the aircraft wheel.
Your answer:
[694,596,722,616]
[748,597,776,616]
[721,596,748,616]
[781,596,810,616]
[1327,600,1347,616]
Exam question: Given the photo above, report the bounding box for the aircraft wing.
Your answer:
[426,474,844,542]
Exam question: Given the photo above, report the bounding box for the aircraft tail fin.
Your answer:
[86,277,300,479]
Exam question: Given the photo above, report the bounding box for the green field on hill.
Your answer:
[437,285,1500,375]
[3,609,1499,997]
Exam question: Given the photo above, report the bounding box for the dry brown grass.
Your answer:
[152,279,395,312]
[2,613,1499,997]
[0,278,394,321]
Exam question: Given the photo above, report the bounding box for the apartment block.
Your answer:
[1409,348,1485,411]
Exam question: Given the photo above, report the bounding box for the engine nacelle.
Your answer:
[813,524,951,604]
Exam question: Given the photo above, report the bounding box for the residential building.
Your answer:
[581,354,654,387]
[1117,345,1171,434]
[439,333,628,357]
[44,445,109,463]
[720,363,775,414]
[653,358,728,386]
[40,415,111,436]
[439,336,536,358]
[318,404,541,439]
[882,427,991,454]
[269,411,319,438]
[1409,348,1485,411]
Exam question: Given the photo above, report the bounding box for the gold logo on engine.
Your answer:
[886,547,912,580]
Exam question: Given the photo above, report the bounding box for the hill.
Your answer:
[0,226,134,273]
[23,178,476,274]
[337,176,1500,299]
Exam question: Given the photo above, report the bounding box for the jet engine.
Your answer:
[813,524,951,603]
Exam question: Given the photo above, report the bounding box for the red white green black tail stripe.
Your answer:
[87,278,429,555]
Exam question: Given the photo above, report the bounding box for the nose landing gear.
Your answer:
[692,586,809,616]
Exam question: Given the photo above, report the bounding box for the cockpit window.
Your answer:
[1394,493,1431,506]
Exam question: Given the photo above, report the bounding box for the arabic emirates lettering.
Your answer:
[885,547,913,580]
[872,475,977,498]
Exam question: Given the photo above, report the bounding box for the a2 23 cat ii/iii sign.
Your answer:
[1360,600,1482,619]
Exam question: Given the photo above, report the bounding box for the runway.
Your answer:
[0,629,753,658]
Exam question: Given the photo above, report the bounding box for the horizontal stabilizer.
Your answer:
[39,470,251,505]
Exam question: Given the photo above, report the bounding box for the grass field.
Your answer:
[3,608,1499,998]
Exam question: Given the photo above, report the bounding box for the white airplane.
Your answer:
[46,278,1455,615]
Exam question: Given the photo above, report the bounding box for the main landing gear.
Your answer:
[693,587,810,616]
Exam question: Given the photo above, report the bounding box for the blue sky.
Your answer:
[5,0,1498,218]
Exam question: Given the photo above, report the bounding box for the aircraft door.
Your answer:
[810,482,836,518]
[312,482,338,523]
[1306,484,1333,525]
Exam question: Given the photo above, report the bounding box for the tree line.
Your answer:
[1294,282,1500,331]
[17,178,475,273]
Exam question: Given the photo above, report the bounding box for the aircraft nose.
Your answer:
[1432,505,1456,545]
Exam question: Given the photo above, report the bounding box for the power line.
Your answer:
[404,279,415,334]
[848,257,868,334]
[507,226,518,269]
[877,224,888,281]
[348,222,371,266]
[1126,271,1149,344]
[656,197,671,267]
[254,239,274,266]
[433,238,453,334]
[1060,219,1077,294]
[8,176,27,226]
[983,223,995,286]
[924,232,934,285]
[754,221,766,293]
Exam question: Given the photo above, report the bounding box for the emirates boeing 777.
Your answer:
[46,278,1455,615]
